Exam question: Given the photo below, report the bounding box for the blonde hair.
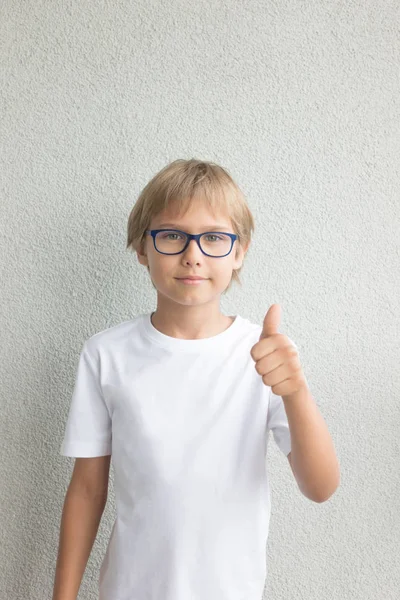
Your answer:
[126,158,255,293]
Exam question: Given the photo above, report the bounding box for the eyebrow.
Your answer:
[157,223,231,230]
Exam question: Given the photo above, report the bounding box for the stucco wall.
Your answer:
[1,1,399,598]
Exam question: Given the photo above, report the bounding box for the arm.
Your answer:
[283,386,340,503]
[251,304,339,503]
[52,456,111,600]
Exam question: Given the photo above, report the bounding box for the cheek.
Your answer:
[222,256,236,271]
[211,263,235,282]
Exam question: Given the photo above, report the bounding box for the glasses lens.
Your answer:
[200,232,232,256]
[155,231,232,256]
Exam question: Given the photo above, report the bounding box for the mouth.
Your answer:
[175,278,208,284]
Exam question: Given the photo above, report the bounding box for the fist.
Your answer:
[250,304,307,398]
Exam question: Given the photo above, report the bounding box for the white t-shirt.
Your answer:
[60,312,291,600]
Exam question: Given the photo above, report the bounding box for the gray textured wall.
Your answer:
[1,1,399,599]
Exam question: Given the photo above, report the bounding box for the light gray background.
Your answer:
[1,1,399,599]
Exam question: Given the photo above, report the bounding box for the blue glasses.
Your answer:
[145,229,238,257]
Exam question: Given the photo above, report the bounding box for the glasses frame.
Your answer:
[145,229,238,258]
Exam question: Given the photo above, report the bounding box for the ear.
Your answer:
[233,240,250,269]
[241,240,250,254]
[136,242,148,267]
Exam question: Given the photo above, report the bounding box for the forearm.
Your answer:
[283,385,340,502]
[52,486,107,600]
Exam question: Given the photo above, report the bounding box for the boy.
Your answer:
[53,159,340,600]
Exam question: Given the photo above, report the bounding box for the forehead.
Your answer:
[151,201,232,230]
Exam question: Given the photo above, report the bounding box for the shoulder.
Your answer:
[244,315,299,351]
[236,314,263,340]
[83,315,143,358]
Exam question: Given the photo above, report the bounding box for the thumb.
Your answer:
[259,303,282,340]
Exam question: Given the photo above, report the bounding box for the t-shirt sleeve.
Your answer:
[267,388,292,456]
[60,341,112,457]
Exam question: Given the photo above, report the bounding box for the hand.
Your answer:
[250,304,307,399]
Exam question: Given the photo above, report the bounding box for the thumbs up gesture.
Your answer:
[250,304,307,399]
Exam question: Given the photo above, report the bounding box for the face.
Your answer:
[136,199,249,307]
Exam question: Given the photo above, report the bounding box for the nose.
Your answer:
[183,237,203,257]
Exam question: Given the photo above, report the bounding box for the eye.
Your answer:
[160,232,183,240]
[204,234,223,242]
